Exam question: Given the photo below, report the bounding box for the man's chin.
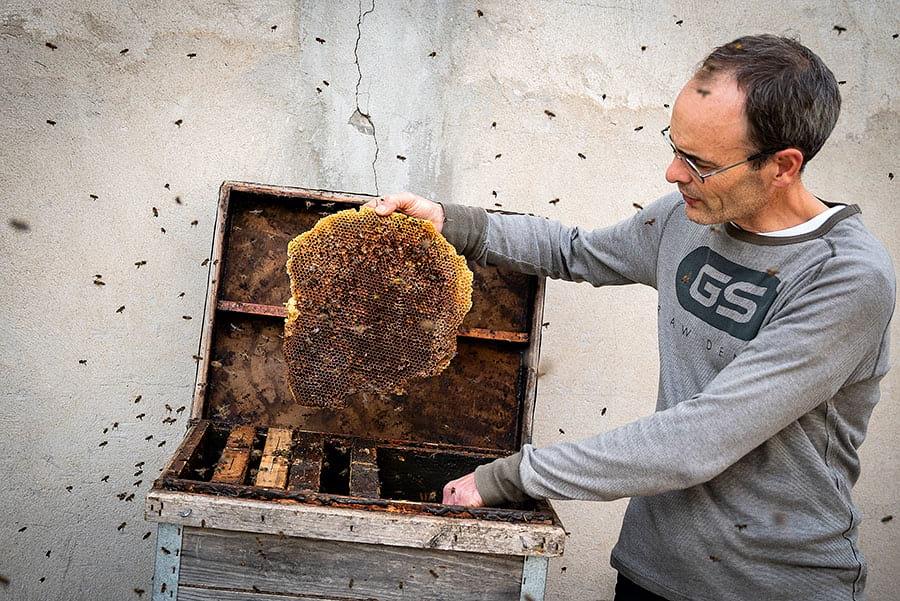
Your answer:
[683,202,717,225]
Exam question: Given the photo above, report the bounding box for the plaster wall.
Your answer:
[0,1,897,600]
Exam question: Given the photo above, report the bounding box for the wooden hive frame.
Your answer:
[145,181,565,601]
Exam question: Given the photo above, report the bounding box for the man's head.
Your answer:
[665,35,841,227]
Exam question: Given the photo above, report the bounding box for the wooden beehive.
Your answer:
[145,181,566,601]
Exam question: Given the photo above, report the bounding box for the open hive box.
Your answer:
[145,181,566,601]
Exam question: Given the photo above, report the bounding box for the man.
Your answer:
[365,35,895,600]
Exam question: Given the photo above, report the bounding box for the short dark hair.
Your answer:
[695,34,841,171]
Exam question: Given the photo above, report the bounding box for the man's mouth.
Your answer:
[681,191,701,207]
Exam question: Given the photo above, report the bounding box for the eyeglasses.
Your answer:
[661,127,774,183]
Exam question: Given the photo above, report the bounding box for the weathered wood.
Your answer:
[520,275,546,446]
[179,588,347,601]
[520,556,549,601]
[211,426,255,485]
[153,523,182,601]
[179,526,523,601]
[255,428,292,489]
[146,491,565,557]
[191,182,232,421]
[159,422,210,480]
[348,441,380,498]
[287,431,324,492]
[216,299,528,342]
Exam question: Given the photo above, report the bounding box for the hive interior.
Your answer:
[283,207,473,409]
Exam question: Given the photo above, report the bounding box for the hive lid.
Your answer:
[191,182,545,452]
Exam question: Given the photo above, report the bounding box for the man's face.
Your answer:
[665,74,771,227]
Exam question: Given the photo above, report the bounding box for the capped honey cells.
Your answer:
[284,207,473,408]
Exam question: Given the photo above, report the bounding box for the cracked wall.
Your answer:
[1,1,898,600]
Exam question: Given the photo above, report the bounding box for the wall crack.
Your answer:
[350,0,379,195]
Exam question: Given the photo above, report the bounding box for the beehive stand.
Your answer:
[146,181,565,601]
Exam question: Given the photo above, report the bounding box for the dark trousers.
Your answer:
[614,572,670,601]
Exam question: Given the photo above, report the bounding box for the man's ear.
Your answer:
[769,148,805,187]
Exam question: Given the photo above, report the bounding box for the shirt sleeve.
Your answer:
[477,254,895,503]
[441,193,683,289]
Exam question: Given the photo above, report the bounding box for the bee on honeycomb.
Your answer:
[284,207,473,408]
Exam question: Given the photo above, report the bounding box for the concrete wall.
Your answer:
[1,1,896,599]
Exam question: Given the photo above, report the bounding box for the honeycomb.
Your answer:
[284,206,473,409]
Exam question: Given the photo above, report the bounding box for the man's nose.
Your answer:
[665,156,693,185]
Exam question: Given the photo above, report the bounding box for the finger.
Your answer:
[374,195,400,216]
[362,198,378,209]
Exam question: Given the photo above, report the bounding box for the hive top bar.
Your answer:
[283,206,474,409]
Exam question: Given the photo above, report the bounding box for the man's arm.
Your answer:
[475,257,894,505]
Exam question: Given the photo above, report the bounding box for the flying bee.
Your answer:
[174,119,183,127]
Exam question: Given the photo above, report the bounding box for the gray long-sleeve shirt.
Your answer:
[440,192,895,601]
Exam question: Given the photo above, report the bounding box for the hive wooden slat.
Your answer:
[255,427,293,489]
[287,431,324,492]
[211,426,256,485]
[348,440,380,498]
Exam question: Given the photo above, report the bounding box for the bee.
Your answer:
[549,198,560,205]
[190,220,198,226]
[182,315,192,320]
[186,52,196,58]
[641,45,647,51]
[541,321,550,328]
[135,461,145,467]
[79,359,88,364]
[134,260,146,268]
[396,155,406,161]
[428,51,436,57]
[124,493,134,502]
[176,406,186,414]
[495,153,502,159]
[152,207,158,217]
[174,119,183,127]
[201,258,209,266]
[543,110,555,119]
[316,87,322,93]
[116,306,125,313]
[634,126,644,131]
[93,279,105,286]
[66,485,73,492]
[315,37,325,44]
[577,152,586,159]
[18,527,26,532]
[601,407,607,416]
[271,25,277,30]
[100,475,109,482]
[164,183,170,189]
[676,19,683,25]
[645,219,656,226]
[145,435,153,441]
[45,42,57,49]
[160,227,166,233]
[766,267,779,277]
[133,480,142,487]
[89,194,98,200]
[46,119,56,125]
[133,589,145,597]
[491,191,497,198]
[99,440,108,447]
[735,523,748,531]
[119,48,128,54]
[833,25,847,35]
[882,515,893,523]
[9,219,30,230]
[491,121,496,128]
[175,195,182,204]
[428,569,439,578]
[632,202,644,210]
[558,428,565,434]
[134,395,142,403]
[178,292,185,297]
[117,522,127,531]
[163,417,176,425]
[157,440,166,447]
[46,550,51,557]
[476,9,484,17]
[136,413,145,420]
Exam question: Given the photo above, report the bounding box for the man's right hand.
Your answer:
[363,192,445,233]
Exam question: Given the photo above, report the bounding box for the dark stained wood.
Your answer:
[179,527,523,601]
[348,441,380,498]
[217,299,529,343]
[160,421,211,480]
[212,426,256,484]
[205,316,525,450]
[287,431,324,492]
[179,588,347,601]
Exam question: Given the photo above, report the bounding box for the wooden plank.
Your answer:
[348,441,380,498]
[215,299,528,342]
[255,428,292,489]
[519,275,546,446]
[159,421,211,480]
[179,527,523,601]
[211,426,256,485]
[179,587,348,601]
[153,523,182,601]
[146,491,566,557]
[191,181,231,421]
[287,431,324,492]
[224,180,376,206]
